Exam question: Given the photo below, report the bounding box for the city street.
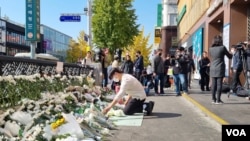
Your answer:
[108,80,250,141]
[108,90,221,141]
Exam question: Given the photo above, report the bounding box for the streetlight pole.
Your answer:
[85,0,92,49]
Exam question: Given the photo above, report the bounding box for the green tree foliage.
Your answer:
[92,0,139,56]
[123,27,153,66]
[66,31,90,63]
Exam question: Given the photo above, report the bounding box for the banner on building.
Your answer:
[192,28,203,79]
[157,4,162,27]
[223,24,230,77]
[154,28,161,44]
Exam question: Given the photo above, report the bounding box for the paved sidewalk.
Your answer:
[108,93,221,141]
[107,79,250,141]
[182,79,250,125]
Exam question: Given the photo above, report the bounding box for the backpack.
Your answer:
[236,86,249,97]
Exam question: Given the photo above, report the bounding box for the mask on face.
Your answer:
[113,77,119,82]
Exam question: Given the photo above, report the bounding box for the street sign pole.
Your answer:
[87,0,92,49]
[25,0,40,59]
[30,41,36,59]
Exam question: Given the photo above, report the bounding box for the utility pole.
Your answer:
[84,0,92,48]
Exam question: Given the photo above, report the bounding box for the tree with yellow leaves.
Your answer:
[123,27,153,66]
[66,31,90,63]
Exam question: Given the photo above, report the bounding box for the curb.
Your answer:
[182,93,229,125]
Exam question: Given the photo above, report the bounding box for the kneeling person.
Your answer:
[102,68,154,115]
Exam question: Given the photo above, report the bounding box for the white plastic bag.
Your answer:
[4,121,20,136]
[10,111,33,125]
[57,113,84,139]
[0,128,13,138]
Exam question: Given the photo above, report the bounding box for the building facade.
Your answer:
[177,0,250,78]
[0,18,72,61]
[40,24,72,61]
[0,18,31,56]
[160,0,178,57]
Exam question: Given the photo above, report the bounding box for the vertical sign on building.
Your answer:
[25,0,40,41]
[223,24,230,77]
[154,28,161,44]
[157,4,162,27]
[192,28,203,79]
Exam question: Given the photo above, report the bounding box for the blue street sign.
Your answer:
[60,15,81,22]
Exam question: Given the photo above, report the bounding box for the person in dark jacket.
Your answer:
[230,45,243,94]
[244,42,250,89]
[134,51,144,80]
[198,51,210,91]
[121,55,134,75]
[164,54,171,88]
[152,48,165,94]
[209,35,232,104]
[172,47,190,96]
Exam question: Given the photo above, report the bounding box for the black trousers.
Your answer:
[200,72,210,90]
[231,70,242,93]
[102,67,108,87]
[123,98,145,115]
[211,77,223,102]
[135,71,142,81]
[187,72,192,87]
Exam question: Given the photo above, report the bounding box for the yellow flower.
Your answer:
[59,118,65,124]
[51,122,58,129]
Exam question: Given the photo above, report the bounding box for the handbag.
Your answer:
[167,67,173,75]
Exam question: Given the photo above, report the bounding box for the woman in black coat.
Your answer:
[198,51,210,91]
[209,35,232,104]
[121,55,134,75]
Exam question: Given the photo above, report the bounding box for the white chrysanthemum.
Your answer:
[101,128,110,135]
[81,74,86,78]
[55,74,61,78]
[33,73,41,78]
[68,75,73,79]
[60,75,67,81]
[40,77,45,81]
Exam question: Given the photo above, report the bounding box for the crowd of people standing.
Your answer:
[78,36,250,106]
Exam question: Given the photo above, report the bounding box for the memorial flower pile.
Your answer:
[0,73,124,141]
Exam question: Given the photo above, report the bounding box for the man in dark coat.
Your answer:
[152,48,165,94]
[230,45,243,94]
[134,51,144,80]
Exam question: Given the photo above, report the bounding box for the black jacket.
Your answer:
[245,48,250,71]
[209,46,232,77]
[174,53,190,74]
[153,55,165,74]
[134,56,144,72]
[199,57,210,74]
[121,60,134,74]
